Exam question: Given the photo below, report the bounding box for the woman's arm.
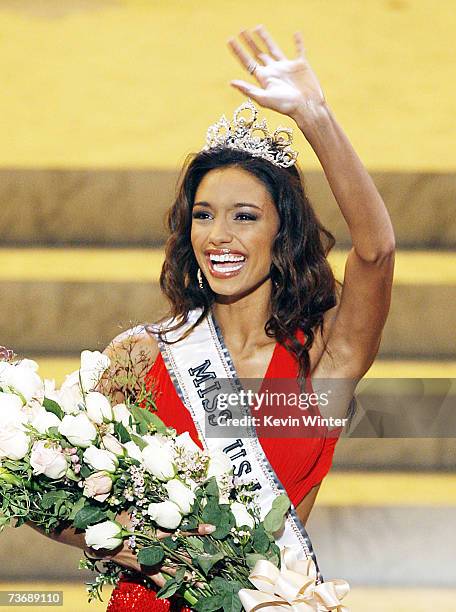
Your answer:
[228,26,395,378]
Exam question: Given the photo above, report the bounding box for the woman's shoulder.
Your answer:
[100,325,160,401]
[103,324,160,364]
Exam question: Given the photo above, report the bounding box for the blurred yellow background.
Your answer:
[1,1,455,611]
[0,0,455,170]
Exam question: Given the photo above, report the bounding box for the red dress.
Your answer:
[108,329,338,610]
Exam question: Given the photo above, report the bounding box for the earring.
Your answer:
[197,267,204,289]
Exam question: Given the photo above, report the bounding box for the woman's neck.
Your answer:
[211,280,273,354]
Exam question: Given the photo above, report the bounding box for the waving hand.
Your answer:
[228,25,326,121]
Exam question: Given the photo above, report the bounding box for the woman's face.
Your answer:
[191,166,280,299]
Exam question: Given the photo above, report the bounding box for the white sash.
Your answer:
[149,307,320,574]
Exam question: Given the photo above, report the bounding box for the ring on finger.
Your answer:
[247,60,258,75]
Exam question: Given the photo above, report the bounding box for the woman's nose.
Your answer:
[208,218,233,245]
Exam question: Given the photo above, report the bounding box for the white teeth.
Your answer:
[209,253,245,263]
[213,262,244,273]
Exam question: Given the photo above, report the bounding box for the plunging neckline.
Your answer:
[208,308,279,390]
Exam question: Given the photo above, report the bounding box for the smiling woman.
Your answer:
[161,146,338,381]
[34,24,395,612]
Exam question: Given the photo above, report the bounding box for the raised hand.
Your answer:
[228,25,326,123]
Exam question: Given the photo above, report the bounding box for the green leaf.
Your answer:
[69,497,85,521]
[266,552,279,567]
[43,397,64,420]
[180,515,198,531]
[201,500,222,526]
[79,464,92,479]
[205,477,220,499]
[137,545,165,567]
[2,460,23,472]
[203,539,219,555]
[174,567,186,583]
[162,536,179,551]
[267,542,281,563]
[73,505,107,530]
[271,494,290,515]
[156,578,179,599]
[65,469,80,482]
[210,577,231,593]
[130,405,167,434]
[194,594,224,612]
[186,535,205,553]
[263,494,290,534]
[41,490,70,510]
[114,422,131,443]
[130,433,147,451]
[245,553,267,569]
[146,412,168,434]
[196,551,225,575]
[222,591,242,612]
[252,525,270,553]
[211,508,235,540]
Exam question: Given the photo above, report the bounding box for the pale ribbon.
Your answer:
[239,547,350,612]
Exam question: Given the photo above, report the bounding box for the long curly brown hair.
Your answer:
[155,147,339,381]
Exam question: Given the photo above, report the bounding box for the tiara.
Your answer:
[203,99,298,168]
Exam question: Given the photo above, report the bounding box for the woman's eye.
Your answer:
[191,211,257,221]
[235,213,257,221]
[192,211,211,220]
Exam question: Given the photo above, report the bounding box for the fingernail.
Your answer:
[204,524,216,534]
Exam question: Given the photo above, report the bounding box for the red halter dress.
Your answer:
[107,329,339,611]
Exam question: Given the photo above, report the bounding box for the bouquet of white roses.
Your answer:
[0,346,349,612]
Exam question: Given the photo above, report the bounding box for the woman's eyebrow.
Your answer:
[193,201,263,210]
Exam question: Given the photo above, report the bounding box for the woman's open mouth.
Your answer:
[205,252,247,278]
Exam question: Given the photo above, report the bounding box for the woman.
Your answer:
[50,25,394,609]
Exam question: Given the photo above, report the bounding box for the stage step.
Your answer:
[0,582,454,612]
[1,248,455,358]
[27,356,456,386]
[1,473,455,588]
[2,170,455,249]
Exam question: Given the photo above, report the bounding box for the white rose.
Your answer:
[124,441,143,462]
[31,408,61,433]
[207,450,232,479]
[54,385,83,415]
[230,501,255,529]
[0,424,30,460]
[147,500,182,529]
[142,439,175,481]
[17,359,39,372]
[175,431,203,454]
[30,440,68,479]
[79,350,111,393]
[0,392,26,427]
[164,479,196,514]
[1,361,44,403]
[83,446,118,472]
[112,403,132,428]
[85,520,122,551]
[83,471,113,502]
[85,392,113,424]
[61,369,80,389]
[58,413,97,448]
[44,378,57,396]
[102,434,124,456]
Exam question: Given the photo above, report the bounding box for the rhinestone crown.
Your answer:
[203,99,298,168]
